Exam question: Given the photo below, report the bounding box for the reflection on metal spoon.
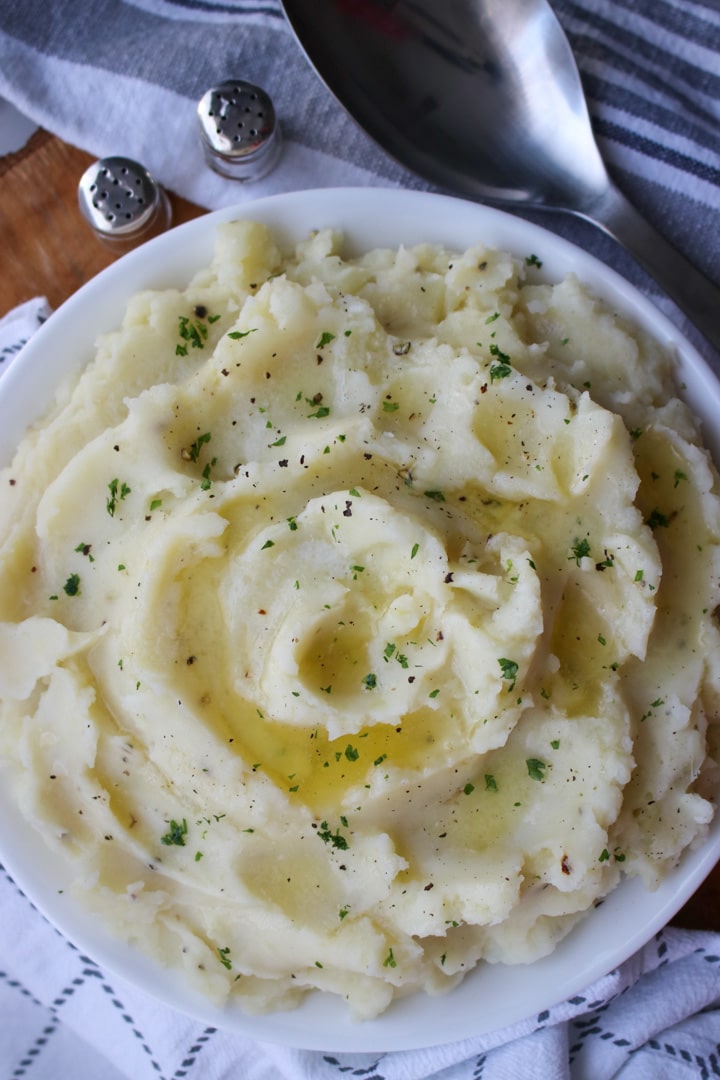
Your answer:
[282,0,720,353]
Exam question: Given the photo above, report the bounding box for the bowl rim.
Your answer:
[1,185,718,1052]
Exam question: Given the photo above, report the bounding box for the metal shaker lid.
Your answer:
[78,157,171,247]
[197,80,282,180]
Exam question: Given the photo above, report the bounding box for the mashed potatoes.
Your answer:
[1,221,719,1020]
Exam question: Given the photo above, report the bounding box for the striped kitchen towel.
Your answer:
[0,0,717,315]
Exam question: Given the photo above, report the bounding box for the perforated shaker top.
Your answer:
[77,157,169,240]
[197,80,282,180]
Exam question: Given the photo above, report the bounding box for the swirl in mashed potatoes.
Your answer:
[0,222,719,1020]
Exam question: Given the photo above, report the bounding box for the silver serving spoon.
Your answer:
[282,0,719,353]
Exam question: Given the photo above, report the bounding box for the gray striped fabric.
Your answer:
[0,0,717,309]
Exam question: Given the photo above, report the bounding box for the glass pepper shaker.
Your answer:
[77,156,172,252]
[197,80,282,181]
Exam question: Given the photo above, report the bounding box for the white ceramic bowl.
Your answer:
[1,188,718,1053]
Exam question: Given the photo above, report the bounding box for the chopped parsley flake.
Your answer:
[178,315,208,351]
[646,509,670,530]
[227,328,257,340]
[498,658,518,691]
[161,818,188,846]
[187,431,211,463]
[106,478,131,517]
[362,673,377,690]
[200,458,217,490]
[217,946,232,970]
[569,537,591,565]
[485,774,498,791]
[316,331,335,348]
[488,343,512,381]
[63,573,81,596]
[317,821,349,850]
[383,643,409,669]
[526,758,547,782]
[489,361,512,381]
[489,343,510,363]
[383,947,397,969]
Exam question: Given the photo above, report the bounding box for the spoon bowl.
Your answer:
[282,0,720,352]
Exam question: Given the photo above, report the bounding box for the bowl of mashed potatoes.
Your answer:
[0,187,718,1052]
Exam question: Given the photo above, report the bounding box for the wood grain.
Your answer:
[0,131,718,933]
[0,129,203,313]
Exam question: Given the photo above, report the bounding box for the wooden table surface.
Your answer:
[1,129,718,933]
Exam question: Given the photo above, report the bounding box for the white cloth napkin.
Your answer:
[1,2,720,1076]
[1,839,720,1080]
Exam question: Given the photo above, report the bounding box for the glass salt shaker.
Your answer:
[197,80,282,181]
[77,156,172,252]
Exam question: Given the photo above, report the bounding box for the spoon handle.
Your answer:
[587,185,720,357]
